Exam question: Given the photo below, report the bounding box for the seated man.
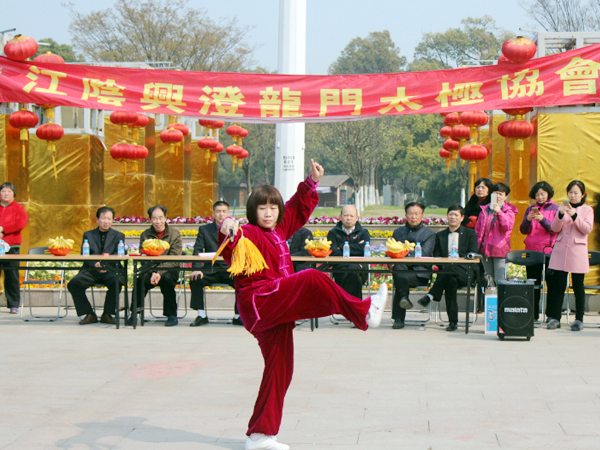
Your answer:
[391,202,435,329]
[131,205,182,327]
[68,206,125,325]
[417,204,479,331]
[327,205,369,299]
[288,226,313,273]
[189,201,242,327]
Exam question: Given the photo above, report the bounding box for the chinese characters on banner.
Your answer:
[2,44,600,122]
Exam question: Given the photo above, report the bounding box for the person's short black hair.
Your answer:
[0,182,16,197]
[148,205,167,218]
[96,206,115,219]
[447,204,465,216]
[246,185,285,226]
[567,180,587,199]
[213,200,229,210]
[492,183,511,195]
[529,181,554,200]
[405,202,425,214]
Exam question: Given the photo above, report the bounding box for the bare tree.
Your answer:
[65,0,256,72]
[522,0,593,32]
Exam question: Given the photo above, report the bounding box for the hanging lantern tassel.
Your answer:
[451,150,459,168]
[51,153,58,180]
[121,160,128,183]
[213,229,269,276]
[132,128,140,141]
[205,149,211,161]
[445,158,451,174]
[469,161,478,191]
[40,106,55,119]
[20,130,28,165]
[169,142,176,154]
[470,126,479,141]
[232,156,237,172]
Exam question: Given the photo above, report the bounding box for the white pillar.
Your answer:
[274,0,306,202]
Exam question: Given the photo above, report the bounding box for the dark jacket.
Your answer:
[80,227,126,268]
[192,221,227,271]
[391,222,436,281]
[462,194,490,228]
[327,221,370,257]
[289,226,313,272]
[139,224,182,275]
[433,226,479,259]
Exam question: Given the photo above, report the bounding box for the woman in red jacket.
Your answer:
[0,182,28,314]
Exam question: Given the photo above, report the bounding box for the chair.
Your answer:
[433,282,480,328]
[566,251,600,328]
[147,269,188,320]
[204,283,236,323]
[505,250,547,327]
[19,246,69,322]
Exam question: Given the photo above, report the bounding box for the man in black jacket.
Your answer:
[327,205,370,299]
[189,201,242,327]
[68,206,125,325]
[416,204,479,331]
[288,226,314,272]
[391,202,436,329]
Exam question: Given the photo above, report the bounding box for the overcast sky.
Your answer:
[3,0,536,74]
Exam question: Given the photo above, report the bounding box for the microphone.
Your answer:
[465,252,483,260]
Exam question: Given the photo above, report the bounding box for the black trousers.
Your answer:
[526,263,546,320]
[189,270,238,314]
[332,264,366,300]
[67,269,121,316]
[428,272,469,323]
[391,272,429,321]
[546,269,585,322]
[2,247,21,308]
[133,269,180,317]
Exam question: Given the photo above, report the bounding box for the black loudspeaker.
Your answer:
[497,280,534,341]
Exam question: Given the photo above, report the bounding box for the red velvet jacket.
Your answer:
[0,201,28,246]
[220,176,319,332]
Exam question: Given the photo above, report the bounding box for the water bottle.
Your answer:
[450,241,458,260]
[82,239,90,257]
[415,242,422,259]
[0,240,5,257]
[343,241,350,259]
[117,240,125,257]
[363,241,371,258]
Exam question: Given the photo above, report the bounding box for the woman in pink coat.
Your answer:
[546,180,594,331]
[475,182,518,283]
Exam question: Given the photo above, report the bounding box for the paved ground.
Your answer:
[1,308,600,450]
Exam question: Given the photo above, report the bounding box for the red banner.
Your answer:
[2,44,600,123]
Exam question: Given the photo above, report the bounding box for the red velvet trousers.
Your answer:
[242,268,371,436]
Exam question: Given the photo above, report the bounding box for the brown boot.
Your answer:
[79,313,98,325]
[100,313,115,324]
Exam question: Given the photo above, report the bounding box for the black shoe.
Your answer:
[446,322,458,331]
[190,316,209,327]
[231,317,244,326]
[417,295,431,308]
[399,298,413,309]
[392,319,405,329]
[165,316,179,327]
[126,315,137,326]
[100,313,115,324]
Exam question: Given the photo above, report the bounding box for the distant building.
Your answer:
[317,175,354,207]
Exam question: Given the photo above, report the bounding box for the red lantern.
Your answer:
[502,36,537,63]
[504,120,535,179]
[198,138,219,161]
[159,128,184,154]
[226,125,243,145]
[198,119,225,137]
[210,143,224,163]
[226,145,243,171]
[237,148,249,167]
[238,128,249,146]
[167,122,190,136]
[497,120,509,137]
[443,138,460,167]
[110,111,138,139]
[3,35,38,61]
[33,51,65,64]
[440,126,452,139]
[439,148,451,173]
[110,142,136,179]
[459,144,489,191]
[9,109,39,165]
[36,122,64,180]
[502,107,533,118]
[460,111,489,141]
[450,125,470,148]
[130,113,150,142]
[443,112,461,127]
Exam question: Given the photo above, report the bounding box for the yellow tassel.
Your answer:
[52,155,58,180]
[212,229,269,276]
[133,128,140,141]
[22,143,26,167]
[44,107,55,119]
[20,129,28,141]
[169,143,176,154]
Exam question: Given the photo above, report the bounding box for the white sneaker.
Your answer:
[366,282,388,328]
[245,435,290,450]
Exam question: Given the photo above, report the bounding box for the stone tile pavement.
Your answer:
[1,308,600,449]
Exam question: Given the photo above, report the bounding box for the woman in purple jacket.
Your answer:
[546,180,594,331]
[475,182,518,284]
[519,181,560,320]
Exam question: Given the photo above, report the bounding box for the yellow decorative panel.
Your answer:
[490,114,506,183]
[478,127,490,182]
[155,180,185,216]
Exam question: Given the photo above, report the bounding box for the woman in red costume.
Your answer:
[219,160,387,450]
